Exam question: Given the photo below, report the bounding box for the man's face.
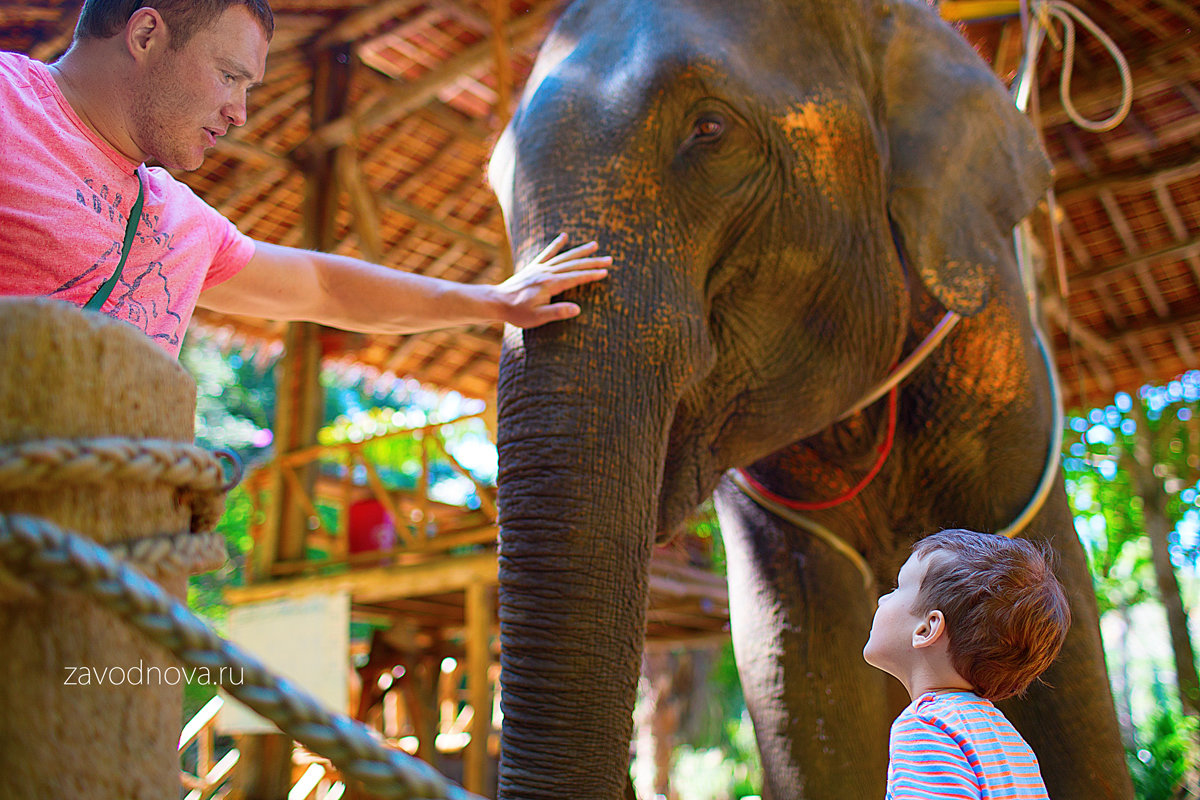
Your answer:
[132,6,269,170]
[862,551,933,678]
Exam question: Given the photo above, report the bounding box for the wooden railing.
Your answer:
[179,696,350,800]
[243,413,498,580]
[179,696,239,800]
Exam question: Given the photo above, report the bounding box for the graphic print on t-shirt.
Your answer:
[48,176,184,349]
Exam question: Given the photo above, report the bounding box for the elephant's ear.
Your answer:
[877,0,1051,316]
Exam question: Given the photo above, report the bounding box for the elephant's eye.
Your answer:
[677,116,726,157]
[693,117,724,141]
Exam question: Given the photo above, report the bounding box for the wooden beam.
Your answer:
[430,435,498,521]
[464,581,494,796]
[1097,189,1140,255]
[380,193,502,257]
[225,551,499,605]
[299,3,556,158]
[1055,153,1200,204]
[214,165,289,218]
[336,145,385,262]
[1041,296,1116,359]
[1073,234,1200,287]
[490,0,515,128]
[315,0,426,48]
[29,7,78,62]
[1155,179,1192,242]
[266,46,353,576]
[212,136,291,169]
[1115,306,1200,342]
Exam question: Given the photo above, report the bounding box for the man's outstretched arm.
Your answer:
[197,234,611,333]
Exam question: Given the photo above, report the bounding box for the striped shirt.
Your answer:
[886,691,1048,800]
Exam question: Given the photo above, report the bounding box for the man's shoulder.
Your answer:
[143,166,213,210]
[0,51,37,90]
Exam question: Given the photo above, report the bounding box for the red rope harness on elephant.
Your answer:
[734,385,898,511]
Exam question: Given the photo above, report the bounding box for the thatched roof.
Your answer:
[4,0,1198,408]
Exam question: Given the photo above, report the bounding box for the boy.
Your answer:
[863,528,1071,799]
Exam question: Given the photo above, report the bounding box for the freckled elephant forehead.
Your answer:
[510,0,873,141]
[516,1,783,131]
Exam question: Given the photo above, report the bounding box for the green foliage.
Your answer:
[667,706,762,800]
[1127,698,1197,800]
[180,335,276,461]
[1063,375,1200,616]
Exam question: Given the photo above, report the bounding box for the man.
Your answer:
[0,0,610,355]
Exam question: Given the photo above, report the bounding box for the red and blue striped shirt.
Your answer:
[886,691,1048,799]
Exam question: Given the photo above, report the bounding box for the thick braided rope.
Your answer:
[0,438,227,491]
[107,530,228,578]
[0,513,482,800]
[0,438,233,574]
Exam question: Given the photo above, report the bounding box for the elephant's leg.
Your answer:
[1000,493,1135,800]
[715,480,892,800]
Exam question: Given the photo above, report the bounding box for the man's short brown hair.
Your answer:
[912,529,1071,701]
[75,1,274,48]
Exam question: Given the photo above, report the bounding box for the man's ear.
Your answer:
[912,610,947,649]
[126,7,169,60]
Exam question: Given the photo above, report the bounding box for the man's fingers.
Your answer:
[528,302,582,326]
[544,255,613,273]
[542,269,610,295]
[544,240,600,266]
[530,232,569,265]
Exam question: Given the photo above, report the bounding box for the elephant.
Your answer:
[486,0,1133,798]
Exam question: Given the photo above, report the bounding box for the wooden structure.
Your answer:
[2,0,1197,796]
[194,411,723,796]
[4,0,1197,409]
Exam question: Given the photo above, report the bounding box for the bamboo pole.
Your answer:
[464,581,494,795]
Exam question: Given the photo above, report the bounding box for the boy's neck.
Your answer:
[905,662,974,701]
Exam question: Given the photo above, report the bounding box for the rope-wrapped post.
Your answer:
[0,298,215,799]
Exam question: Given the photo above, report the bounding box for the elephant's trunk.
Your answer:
[495,306,695,799]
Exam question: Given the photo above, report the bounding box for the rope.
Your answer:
[0,513,482,800]
[736,387,899,512]
[1015,0,1133,132]
[0,438,239,492]
[995,323,1063,539]
[106,530,229,579]
[729,471,875,590]
[0,437,242,574]
[839,312,960,420]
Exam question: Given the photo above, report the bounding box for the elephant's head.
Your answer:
[487,1,1049,797]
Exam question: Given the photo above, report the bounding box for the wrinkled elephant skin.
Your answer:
[488,1,1133,798]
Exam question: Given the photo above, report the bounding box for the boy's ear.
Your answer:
[912,610,948,649]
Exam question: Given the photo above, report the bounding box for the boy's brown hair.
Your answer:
[75,0,275,48]
[912,529,1071,701]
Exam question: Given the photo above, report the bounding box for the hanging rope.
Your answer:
[0,513,481,800]
[1014,0,1133,132]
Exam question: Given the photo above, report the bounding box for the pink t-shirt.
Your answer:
[0,51,256,356]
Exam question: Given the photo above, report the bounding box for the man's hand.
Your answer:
[494,234,612,328]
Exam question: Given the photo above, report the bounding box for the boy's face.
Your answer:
[862,552,934,678]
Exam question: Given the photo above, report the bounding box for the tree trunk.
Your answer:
[1130,404,1200,720]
